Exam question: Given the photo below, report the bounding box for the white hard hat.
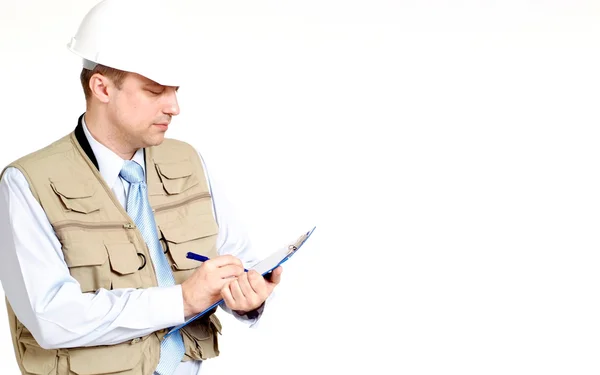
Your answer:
[67,0,186,87]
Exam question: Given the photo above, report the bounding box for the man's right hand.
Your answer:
[181,255,245,317]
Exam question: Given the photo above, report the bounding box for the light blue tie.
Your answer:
[120,160,185,375]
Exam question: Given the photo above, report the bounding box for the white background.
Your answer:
[1,0,600,374]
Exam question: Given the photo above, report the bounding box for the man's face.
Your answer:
[107,73,180,149]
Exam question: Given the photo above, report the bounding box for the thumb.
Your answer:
[267,266,283,286]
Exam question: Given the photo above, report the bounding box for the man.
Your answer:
[0,0,282,374]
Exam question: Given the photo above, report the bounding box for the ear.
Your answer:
[89,73,112,103]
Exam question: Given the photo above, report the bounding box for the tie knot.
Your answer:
[120,160,145,184]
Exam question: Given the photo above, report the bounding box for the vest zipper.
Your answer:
[53,221,136,231]
[70,139,161,286]
[152,192,211,214]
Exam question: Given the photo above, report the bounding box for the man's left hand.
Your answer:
[221,266,282,314]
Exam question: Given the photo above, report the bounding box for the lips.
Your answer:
[153,123,169,130]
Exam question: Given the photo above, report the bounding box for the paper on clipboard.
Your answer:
[251,226,316,275]
[165,226,316,335]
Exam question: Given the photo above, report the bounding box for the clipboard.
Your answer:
[165,226,316,336]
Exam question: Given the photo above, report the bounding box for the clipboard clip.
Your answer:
[288,226,316,254]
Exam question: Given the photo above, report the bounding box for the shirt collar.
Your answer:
[81,115,146,188]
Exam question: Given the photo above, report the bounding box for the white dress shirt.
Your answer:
[0,118,263,375]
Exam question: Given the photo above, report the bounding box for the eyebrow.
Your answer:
[145,84,179,92]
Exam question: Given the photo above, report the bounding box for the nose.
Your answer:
[163,87,180,116]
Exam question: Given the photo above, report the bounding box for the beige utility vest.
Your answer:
[3,127,223,375]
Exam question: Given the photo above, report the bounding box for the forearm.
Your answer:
[0,232,185,349]
[24,284,184,349]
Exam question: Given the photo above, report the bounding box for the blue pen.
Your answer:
[186,252,249,272]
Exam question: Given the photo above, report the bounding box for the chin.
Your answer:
[144,134,166,147]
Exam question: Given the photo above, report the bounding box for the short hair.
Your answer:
[80,64,128,101]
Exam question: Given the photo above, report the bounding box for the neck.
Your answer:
[84,107,137,160]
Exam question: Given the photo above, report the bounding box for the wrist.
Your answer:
[181,283,194,318]
[234,302,265,319]
[181,282,220,318]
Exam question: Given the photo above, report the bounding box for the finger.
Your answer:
[247,270,266,295]
[267,266,283,285]
[238,272,259,297]
[210,254,244,268]
[217,264,245,279]
[221,283,235,307]
[228,278,246,301]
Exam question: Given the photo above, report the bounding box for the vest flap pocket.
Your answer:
[51,179,100,214]
[155,160,199,194]
[63,243,108,267]
[63,243,110,293]
[156,160,193,178]
[50,179,95,198]
[161,216,218,244]
[183,316,213,340]
[105,242,140,275]
[181,313,221,360]
[209,313,222,334]
[22,345,57,375]
[68,336,146,375]
[161,216,219,271]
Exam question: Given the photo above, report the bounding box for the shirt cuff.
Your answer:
[224,290,276,327]
[233,301,265,320]
[147,285,186,327]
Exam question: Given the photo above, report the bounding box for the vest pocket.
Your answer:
[181,313,222,360]
[20,335,58,375]
[105,242,144,289]
[155,160,200,194]
[62,243,110,293]
[50,180,101,214]
[159,216,219,284]
[66,334,152,375]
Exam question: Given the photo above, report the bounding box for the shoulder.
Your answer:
[1,134,74,197]
[152,138,209,181]
[3,133,73,172]
[0,166,27,186]
[155,137,206,165]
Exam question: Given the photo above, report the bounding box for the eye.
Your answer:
[146,86,165,95]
